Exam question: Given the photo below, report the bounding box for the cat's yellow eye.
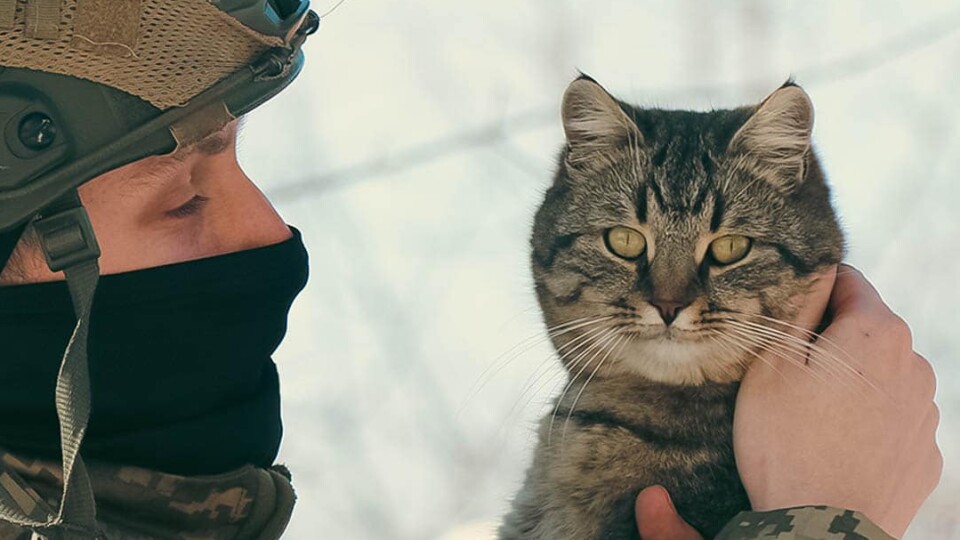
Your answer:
[709,235,752,265]
[605,227,646,260]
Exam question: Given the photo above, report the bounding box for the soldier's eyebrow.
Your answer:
[117,124,237,191]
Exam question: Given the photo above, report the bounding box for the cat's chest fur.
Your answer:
[500,378,750,540]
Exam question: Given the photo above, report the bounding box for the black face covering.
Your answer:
[0,227,309,476]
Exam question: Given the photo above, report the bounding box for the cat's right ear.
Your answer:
[562,76,642,169]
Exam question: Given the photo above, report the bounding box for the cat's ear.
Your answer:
[727,82,814,192]
[562,75,641,168]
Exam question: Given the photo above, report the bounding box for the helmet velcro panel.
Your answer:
[0,0,284,110]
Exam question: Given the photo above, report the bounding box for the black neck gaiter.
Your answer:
[0,227,309,475]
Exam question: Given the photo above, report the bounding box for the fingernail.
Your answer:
[660,487,676,513]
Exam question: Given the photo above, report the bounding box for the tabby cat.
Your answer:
[499,76,844,539]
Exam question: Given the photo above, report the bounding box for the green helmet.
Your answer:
[0,0,319,270]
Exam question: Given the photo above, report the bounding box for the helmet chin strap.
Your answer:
[0,190,102,539]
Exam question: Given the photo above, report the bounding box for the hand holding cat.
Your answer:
[635,264,942,539]
[635,485,704,540]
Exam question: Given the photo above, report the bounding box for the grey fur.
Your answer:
[500,76,844,539]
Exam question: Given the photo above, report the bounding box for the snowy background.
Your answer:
[238,1,960,538]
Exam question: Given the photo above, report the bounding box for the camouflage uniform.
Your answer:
[0,449,295,539]
[0,450,896,540]
[717,506,895,540]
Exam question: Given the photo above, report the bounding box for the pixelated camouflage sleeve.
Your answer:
[715,505,895,540]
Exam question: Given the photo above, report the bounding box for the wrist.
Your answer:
[717,506,894,540]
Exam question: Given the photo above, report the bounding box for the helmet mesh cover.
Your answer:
[0,0,284,110]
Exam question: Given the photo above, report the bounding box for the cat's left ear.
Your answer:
[562,75,642,169]
[727,82,814,192]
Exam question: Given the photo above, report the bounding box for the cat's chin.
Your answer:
[613,336,745,385]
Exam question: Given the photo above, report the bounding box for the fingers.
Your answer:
[791,265,837,334]
[747,265,836,381]
[914,353,938,403]
[635,486,704,540]
[828,264,890,323]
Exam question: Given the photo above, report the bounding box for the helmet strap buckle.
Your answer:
[33,192,101,273]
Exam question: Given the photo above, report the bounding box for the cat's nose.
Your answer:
[651,299,689,326]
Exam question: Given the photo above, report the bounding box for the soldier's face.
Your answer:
[0,120,291,284]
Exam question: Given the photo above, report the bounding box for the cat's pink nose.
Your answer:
[651,299,688,326]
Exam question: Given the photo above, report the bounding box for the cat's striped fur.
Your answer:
[500,76,843,539]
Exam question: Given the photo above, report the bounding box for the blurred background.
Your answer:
[238,1,960,538]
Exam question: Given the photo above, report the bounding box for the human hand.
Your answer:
[733,264,942,538]
[634,485,702,540]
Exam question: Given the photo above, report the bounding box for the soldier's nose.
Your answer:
[650,299,689,326]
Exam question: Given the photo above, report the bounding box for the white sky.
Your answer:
[239,1,960,538]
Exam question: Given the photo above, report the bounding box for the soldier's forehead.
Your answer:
[167,123,237,163]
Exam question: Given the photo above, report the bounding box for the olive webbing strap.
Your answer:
[0,194,101,538]
[51,259,100,538]
[24,0,61,40]
[0,268,101,538]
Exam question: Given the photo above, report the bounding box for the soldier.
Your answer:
[0,1,318,538]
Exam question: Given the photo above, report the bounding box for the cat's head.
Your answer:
[531,75,843,385]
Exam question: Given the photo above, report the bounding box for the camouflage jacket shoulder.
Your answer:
[716,506,894,540]
[0,448,296,539]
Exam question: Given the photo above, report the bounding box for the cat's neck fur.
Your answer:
[553,375,740,445]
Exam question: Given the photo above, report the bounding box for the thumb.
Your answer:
[635,485,703,540]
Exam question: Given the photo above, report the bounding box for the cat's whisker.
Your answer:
[726,319,882,395]
[546,327,619,440]
[707,334,753,375]
[706,333,742,365]
[494,323,619,442]
[466,315,593,393]
[723,323,879,402]
[721,326,840,391]
[711,331,791,382]
[496,356,565,435]
[731,328,876,403]
[547,328,620,447]
[740,312,866,375]
[739,312,853,360]
[560,333,628,447]
[543,324,618,403]
[458,316,613,417]
[506,324,615,422]
[555,324,618,367]
[721,320,858,387]
[707,313,871,390]
[729,319,852,373]
[699,332,752,378]
[547,316,611,333]
[495,363,566,441]
[550,332,619,451]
